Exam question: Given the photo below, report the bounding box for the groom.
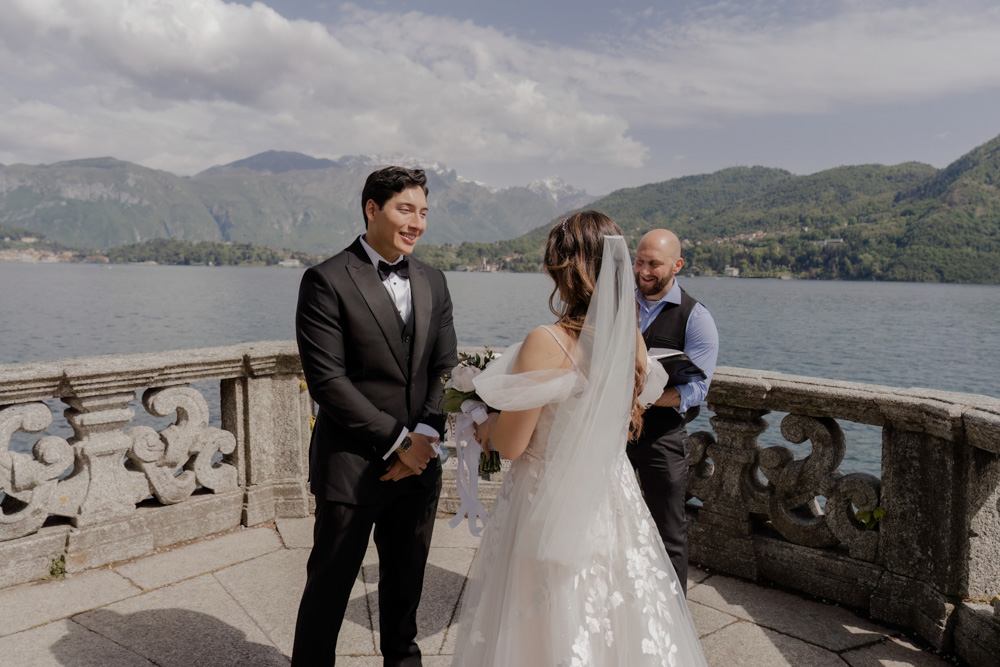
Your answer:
[292,166,458,666]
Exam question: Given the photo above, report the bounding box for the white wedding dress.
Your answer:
[451,238,707,667]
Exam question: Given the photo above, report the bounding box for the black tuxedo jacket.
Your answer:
[296,238,458,505]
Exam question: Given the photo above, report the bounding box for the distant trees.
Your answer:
[104,239,322,267]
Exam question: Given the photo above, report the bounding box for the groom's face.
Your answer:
[365,186,428,262]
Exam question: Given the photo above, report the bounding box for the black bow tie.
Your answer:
[377,258,409,281]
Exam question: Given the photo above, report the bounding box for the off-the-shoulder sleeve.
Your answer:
[473,342,579,411]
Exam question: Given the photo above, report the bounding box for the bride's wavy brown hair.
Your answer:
[544,210,646,439]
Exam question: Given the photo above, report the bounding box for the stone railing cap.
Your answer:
[0,341,302,403]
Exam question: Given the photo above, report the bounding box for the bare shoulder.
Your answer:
[514,326,576,373]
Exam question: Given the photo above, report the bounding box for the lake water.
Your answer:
[2,261,999,477]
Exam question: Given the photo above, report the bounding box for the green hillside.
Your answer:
[417,136,1000,283]
[0,158,222,248]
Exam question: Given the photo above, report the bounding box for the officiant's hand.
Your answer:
[653,387,681,407]
[397,432,439,475]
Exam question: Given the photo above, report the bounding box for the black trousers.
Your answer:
[627,418,690,594]
[291,475,441,667]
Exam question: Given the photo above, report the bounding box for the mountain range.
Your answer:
[0,151,596,252]
[3,133,999,283]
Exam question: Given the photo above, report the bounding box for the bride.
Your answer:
[451,211,707,666]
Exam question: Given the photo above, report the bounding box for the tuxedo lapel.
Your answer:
[408,261,432,379]
[345,243,407,376]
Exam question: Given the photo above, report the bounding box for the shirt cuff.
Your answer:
[381,423,442,460]
[413,423,440,441]
[415,423,443,456]
[674,383,694,415]
[382,428,410,461]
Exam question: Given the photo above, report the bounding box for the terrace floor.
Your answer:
[0,516,956,666]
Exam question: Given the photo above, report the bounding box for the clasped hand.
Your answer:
[380,432,439,482]
[472,412,499,456]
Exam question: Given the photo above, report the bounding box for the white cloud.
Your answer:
[0,0,998,180]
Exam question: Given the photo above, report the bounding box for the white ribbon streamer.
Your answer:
[448,399,491,536]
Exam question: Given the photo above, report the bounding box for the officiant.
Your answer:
[627,229,719,594]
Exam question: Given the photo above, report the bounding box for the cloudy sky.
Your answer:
[2,0,999,194]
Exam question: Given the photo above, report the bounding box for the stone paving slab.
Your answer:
[842,636,954,666]
[361,544,475,658]
[334,658,453,667]
[700,621,848,666]
[690,600,740,638]
[417,548,476,655]
[214,548,309,657]
[338,570,378,656]
[214,546,379,659]
[73,573,288,667]
[431,519,485,548]
[689,565,712,586]
[113,527,282,590]
[0,569,139,638]
[689,574,893,651]
[0,619,155,667]
[275,518,314,549]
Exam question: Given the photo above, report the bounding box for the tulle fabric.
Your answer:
[452,237,707,666]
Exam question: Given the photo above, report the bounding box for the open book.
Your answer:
[648,348,707,387]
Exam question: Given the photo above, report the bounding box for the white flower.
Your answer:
[451,364,481,392]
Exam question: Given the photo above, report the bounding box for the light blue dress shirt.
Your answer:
[637,281,719,414]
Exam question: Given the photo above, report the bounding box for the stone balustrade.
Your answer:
[686,367,1000,665]
[0,343,997,664]
[0,342,311,587]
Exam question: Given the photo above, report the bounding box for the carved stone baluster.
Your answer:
[62,393,141,526]
[702,404,771,518]
[0,403,74,540]
[688,403,769,578]
[126,386,237,504]
[758,414,844,548]
[824,471,881,561]
[686,429,716,502]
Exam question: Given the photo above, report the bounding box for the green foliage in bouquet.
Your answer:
[444,391,476,414]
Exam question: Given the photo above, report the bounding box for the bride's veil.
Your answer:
[519,234,637,566]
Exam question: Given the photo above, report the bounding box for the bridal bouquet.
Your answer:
[443,348,501,477]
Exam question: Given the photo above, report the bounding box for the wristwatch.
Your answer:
[398,434,413,454]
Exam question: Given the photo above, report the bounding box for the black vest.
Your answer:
[641,286,699,352]
[635,286,700,442]
[392,300,415,372]
[392,299,416,416]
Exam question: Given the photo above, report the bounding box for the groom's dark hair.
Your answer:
[361,166,429,229]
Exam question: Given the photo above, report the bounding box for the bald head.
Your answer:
[634,229,684,299]
[637,229,681,261]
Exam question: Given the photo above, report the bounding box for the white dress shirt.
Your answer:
[359,235,412,324]
[358,235,440,459]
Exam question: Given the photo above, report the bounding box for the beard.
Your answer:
[636,272,672,297]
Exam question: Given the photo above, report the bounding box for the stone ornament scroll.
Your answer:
[0,403,74,540]
[127,386,238,505]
